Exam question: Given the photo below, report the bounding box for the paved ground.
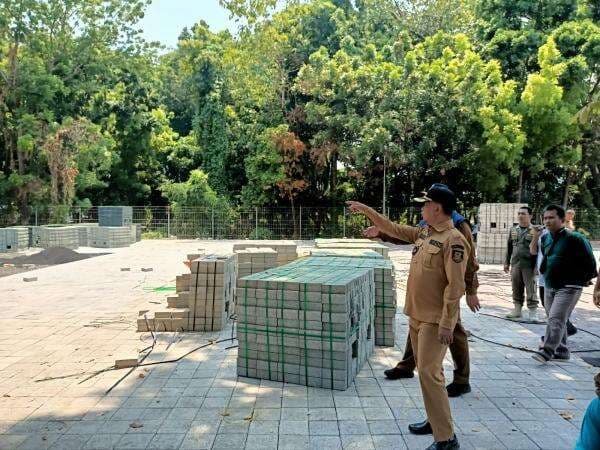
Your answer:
[0,240,598,450]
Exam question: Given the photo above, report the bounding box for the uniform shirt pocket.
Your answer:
[423,244,442,268]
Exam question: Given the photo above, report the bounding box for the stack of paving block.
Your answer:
[309,248,383,259]
[315,238,375,245]
[89,225,135,248]
[0,227,29,252]
[236,264,375,390]
[69,223,99,247]
[287,256,396,347]
[235,247,278,279]
[315,241,390,259]
[477,203,527,264]
[138,254,237,332]
[98,206,133,227]
[232,240,298,266]
[36,226,79,249]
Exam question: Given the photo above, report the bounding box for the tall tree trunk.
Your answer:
[517,169,524,202]
[562,170,571,208]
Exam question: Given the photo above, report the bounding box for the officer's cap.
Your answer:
[413,183,457,211]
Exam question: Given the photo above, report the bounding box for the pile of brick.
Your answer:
[88,225,136,248]
[235,247,278,279]
[477,203,526,264]
[98,206,133,227]
[315,240,389,259]
[236,264,375,390]
[138,254,236,332]
[287,256,396,347]
[0,227,29,252]
[232,240,297,266]
[34,226,79,249]
[309,248,383,259]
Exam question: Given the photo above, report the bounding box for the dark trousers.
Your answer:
[395,319,470,384]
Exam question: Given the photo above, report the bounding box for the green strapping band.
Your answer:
[328,285,334,390]
[302,283,308,384]
[381,271,385,342]
[237,324,357,341]
[279,282,285,382]
[244,282,249,374]
[265,281,272,379]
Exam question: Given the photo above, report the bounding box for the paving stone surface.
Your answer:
[0,239,598,449]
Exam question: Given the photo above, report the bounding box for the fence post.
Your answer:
[167,206,171,237]
[255,207,259,233]
[211,208,215,240]
[343,207,347,238]
[34,207,38,226]
[299,206,302,240]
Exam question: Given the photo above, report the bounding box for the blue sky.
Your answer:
[139,0,237,49]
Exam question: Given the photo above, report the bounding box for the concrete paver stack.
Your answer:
[315,240,389,259]
[236,264,375,390]
[309,248,383,259]
[235,247,278,279]
[232,240,297,266]
[477,203,526,264]
[287,256,396,347]
[138,254,236,332]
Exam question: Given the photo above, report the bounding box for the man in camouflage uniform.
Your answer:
[504,206,539,321]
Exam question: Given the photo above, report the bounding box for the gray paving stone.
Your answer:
[309,420,339,436]
[336,408,366,421]
[84,434,124,450]
[308,408,337,421]
[309,435,343,450]
[341,434,374,450]
[279,420,309,435]
[371,435,407,450]
[48,434,91,450]
[245,433,278,450]
[212,433,247,449]
[367,420,400,435]
[278,435,309,450]
[248,420,279,434]
[147,433,186,450]
[338,420,369,435]
[180,431,216,450]
[115,433,155,449]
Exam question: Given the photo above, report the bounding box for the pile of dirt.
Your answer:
[0,247,107,265]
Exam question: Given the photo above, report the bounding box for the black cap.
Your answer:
[413,183,457,211]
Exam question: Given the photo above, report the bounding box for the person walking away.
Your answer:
[504,206,539,321]
[532,204,597,363]
[347,184,468,450]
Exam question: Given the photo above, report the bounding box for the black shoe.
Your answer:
[446,382,471,398]
[553,352,570,361]
[532,350,550,363]
[426,434,460,450]
[567,322,577,336]
[408,420,433,435]
[384,366,414,380]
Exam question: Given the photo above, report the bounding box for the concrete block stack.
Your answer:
[36,226,79,249]
[288,256,396,347]
[315,238,375,245]
[0,227,29,252]
[235,247,278,279]
[232,240,298,266]
[236,264,375,390]
[310,248,383,259]
[315,241,390,259]
[98,206,133,227]
[477,203,526,264]
[89,226,135,248]
[138,254,237,332]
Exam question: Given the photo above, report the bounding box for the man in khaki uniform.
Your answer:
[347,184,468,450]
[504,206,539,321]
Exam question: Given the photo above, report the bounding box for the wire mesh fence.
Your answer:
[2,204,600,241]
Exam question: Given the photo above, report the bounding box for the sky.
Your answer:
[139,0,238,50]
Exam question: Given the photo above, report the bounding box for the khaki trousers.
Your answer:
[409,318,454,442]
[396,318,469,384]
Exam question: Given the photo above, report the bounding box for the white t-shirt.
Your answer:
[536,229,549,287]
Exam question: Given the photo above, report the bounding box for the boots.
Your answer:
[506,303,523,319]
[528,308,540,322]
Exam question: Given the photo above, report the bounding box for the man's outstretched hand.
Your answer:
[363,226,380,239]
[346,201,369,214]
